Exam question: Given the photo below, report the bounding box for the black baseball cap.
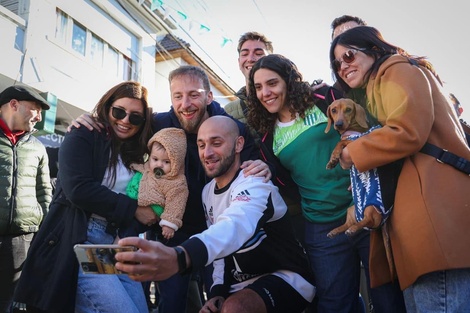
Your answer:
[0,85,50,110]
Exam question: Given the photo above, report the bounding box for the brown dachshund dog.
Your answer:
[325,99,391,276]
[325,98,369,169]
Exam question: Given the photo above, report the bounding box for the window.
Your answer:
[122,55,133,81]
[55,10,68,44]
[90,34,104,67]
[72,22,86,56]
[106,46,119,77]
[54,9,137,80]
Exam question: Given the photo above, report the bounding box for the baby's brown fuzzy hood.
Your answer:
[147,127,187,178]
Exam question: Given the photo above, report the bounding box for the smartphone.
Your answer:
[74,244,137,274]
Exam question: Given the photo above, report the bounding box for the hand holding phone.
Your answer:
[74,244,136,274]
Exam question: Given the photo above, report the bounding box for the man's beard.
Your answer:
[176,104,207,134]
[205,145,236,179]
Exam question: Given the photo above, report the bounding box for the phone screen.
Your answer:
[74,244,136,274]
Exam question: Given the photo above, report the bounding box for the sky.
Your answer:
[161,0,470,122]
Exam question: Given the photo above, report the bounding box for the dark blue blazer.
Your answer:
[152,101,258,238]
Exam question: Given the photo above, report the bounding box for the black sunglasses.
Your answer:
[111,106,145,126]
[331,49,365,72]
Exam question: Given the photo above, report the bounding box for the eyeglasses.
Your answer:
[331,49,364,72]
[111,106,145,126]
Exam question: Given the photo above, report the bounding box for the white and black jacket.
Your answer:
[181,170,314,300]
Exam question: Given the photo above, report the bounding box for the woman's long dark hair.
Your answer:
[246,54,315,134]
[91,81,153,186]
[329,26,440,94]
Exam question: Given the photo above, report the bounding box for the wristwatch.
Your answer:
[173,246,188,275]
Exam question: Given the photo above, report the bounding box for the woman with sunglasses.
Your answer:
[245,54,403,313]
[15,81,155,313]
[329,26,470,312]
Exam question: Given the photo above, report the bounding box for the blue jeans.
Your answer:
[304,218,404,313]
[75,217,148,313]
[358,232,406,313]
[157,264,213,313]
[368,277,406,313]
[0,233,34,313]
[403,268,470,313]
[156,231,190,313]
[157,269,191,313]
[156,231,213,313]
[304,218,366,313]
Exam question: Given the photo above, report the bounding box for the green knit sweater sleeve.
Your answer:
[126,172,164,217]
[126,172,142,200]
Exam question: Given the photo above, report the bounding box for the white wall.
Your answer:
[1,0,232,127]
[0,0,160,119]
[0,5,26,84]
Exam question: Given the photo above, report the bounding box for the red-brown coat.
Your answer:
[347,55,470,290]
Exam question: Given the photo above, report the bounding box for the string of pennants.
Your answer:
[139,0,233,47]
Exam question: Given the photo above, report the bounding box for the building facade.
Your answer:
[0,0,235,138]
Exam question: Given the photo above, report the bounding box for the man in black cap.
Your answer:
[0,84,52,312]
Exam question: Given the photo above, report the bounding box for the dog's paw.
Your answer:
[326,159,338,169]
[327,141,346,169]
[326,151,341,169]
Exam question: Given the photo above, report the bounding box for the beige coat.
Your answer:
[131,128,188,230]
[348,55,470,290]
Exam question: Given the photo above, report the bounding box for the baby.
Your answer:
[127,127,188,239]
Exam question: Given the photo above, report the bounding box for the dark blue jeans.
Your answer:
[304,218,366,313]
[368,276,406,313]
[157,270,191,313]
[0,233,34,313]
[353,230,405,313]
[157,266,213,313]
[156,231,213,313]
[304,218,405,313]
[157,231,191,313]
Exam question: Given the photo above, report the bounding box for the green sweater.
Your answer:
[274,106,353,223]
[126,171,164,216]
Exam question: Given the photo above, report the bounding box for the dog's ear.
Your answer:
[354,103,369,129]
[325,105,333,133]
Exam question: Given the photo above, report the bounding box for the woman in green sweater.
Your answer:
[246,54,405,313]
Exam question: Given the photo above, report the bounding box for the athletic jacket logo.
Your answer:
[203,202,215,225]
[232,189,251,202]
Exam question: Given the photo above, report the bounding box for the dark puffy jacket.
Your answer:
[0,131,52,235]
